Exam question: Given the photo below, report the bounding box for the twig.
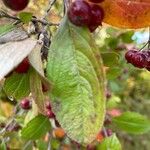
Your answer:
[0,9,59,26]
[43,0,57,20]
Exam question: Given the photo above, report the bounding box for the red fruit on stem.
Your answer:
[45,101,52,110]
[2,0,29,11]
[15,58,30,73]
[89,0,105,3]
[68,0,91,26]
[88,5,104,32]
[46,110,55,118]
[132,52,146,68]
[125,50,138,63]
[20,99,31,110]
[42,83,49,92]
[90,5,104,25]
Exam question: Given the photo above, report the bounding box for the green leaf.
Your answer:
[30,69,46,114]
[0,24,14,35]
[37,140,48,150]
[4,72,30,100]
[107,67,122,80]
[97,134,122,150]
[101,52,120,67]
[107,95,121,109]
[112,112,150,134]
[0,140,7,150]
[21,115,51,140]
[19,12,33,23]
[46,16,106,144]
[119,31,134,43]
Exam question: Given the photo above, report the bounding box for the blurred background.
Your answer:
[0,0,150,149]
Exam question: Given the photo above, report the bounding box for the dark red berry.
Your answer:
[143,51,150,70]
[89,0,105,3]
[88,5,104,32]
[15,58,30,73]
[68,0,91,26]
[2,0,29,11]
[105,90,111,99]
[45,101,52,110]
[91,5,104,25]
[102,129,112,137]
[42,83,49,92]
[46,110,55,118]
[20,99,31,110]
[88,24,98,32]
[132,52,146,68]
[125,49,138,63]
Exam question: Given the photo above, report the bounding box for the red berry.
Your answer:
[88,24,98,32]
[68,0,91,26]
[143,50,150,71]
[88,5,104,32]
[20,99,31,110]
[15,58,30,73]
[46,110,55,118]
[42,83,49,92]
[91,5,104,25]
[132,52,146,68]
[2,0,29,11]
[89,0,104,3]
[125,50,138,63]
[45,101,52,110]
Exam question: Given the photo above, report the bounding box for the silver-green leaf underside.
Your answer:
[46,17,106,144]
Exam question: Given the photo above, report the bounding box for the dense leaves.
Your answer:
[47,16,106,144]
[97,134,122,150]
[112,112,150,134]
[21,115,51,140]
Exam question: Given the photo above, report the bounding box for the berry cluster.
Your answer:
[68,0,104,32]
[2,0,29,11]
[125,49,150,71]
[45,101,55,119]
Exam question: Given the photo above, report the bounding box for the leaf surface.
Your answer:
[46,17,105,144]
[99,0,150,29]
[112,111,150,134]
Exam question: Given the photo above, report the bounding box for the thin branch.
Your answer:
[43,0,57,20]
[0,9,59,26]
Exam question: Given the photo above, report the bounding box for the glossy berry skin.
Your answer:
[68,0,91,26]
[89,0,104,3]
[20,99,31,110]
[15,58,30,73]
[132,52,146,68]
[125,50,138,63]
[90,5,104,25]
[2,0,29,11]
[88,5,104,32]
[46,110,55,118]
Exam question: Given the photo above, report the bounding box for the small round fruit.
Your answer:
[125,49,138,63]
[15,58,30,73]
[89,0,104,3]
[45,101,52,110]
[90,5,104,25]
[132,52,146,68]
[2,0,29,11]
[68,0,91,26]
[20,99,31,110]
[46,110,55,118]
